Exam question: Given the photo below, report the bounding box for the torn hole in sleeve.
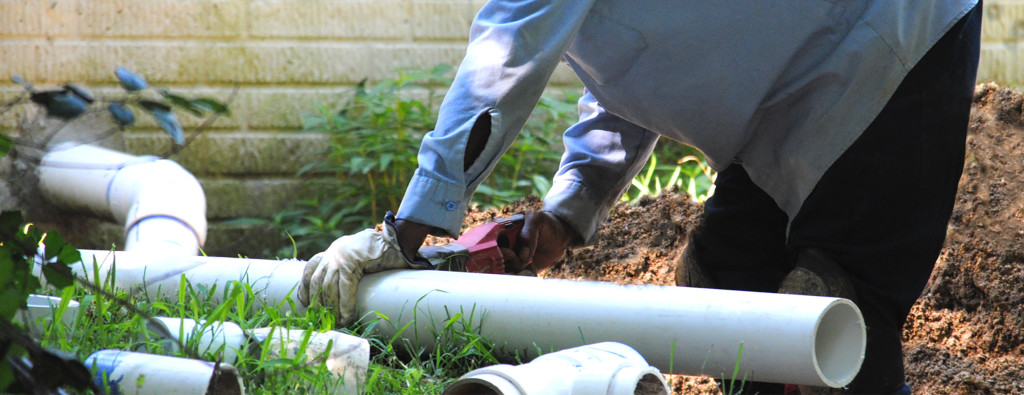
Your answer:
[464,110,492,171]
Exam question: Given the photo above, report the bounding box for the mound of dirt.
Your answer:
[901,83,1024,394]
[455,83,1024,393]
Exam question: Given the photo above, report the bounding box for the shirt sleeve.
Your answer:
[543,91,660,244]
[396,0,597,237]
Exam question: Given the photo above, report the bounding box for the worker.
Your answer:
[299,1,982,393]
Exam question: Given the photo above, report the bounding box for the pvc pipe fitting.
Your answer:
[444,342,670,395]
[248,327,370,395]
[18,294,80,337]
[85,349,244,395]
[142,317,246,365]
[38,143,206,256]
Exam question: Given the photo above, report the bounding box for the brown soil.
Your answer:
[451,83,1024,394]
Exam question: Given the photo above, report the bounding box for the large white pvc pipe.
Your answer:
[75,250,307,316]
[357,270,865,388]
[70,251,865,387]
[38,143,207,256]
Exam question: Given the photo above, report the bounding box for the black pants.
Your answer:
[692,5,981,394]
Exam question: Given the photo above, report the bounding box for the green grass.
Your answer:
[25,265,500,394]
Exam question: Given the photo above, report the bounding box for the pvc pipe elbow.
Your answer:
[38,143,207,256]
[116,159,207,254]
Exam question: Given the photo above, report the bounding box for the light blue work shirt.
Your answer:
[397,0,979,243]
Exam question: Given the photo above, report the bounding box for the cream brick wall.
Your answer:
[1,0,1020,257]
[982,1,1024,84]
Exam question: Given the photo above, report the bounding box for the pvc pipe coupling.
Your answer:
[444,342,670,395]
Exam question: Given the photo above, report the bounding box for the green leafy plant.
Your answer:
[622,147,717,204]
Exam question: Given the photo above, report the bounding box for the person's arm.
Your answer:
[542,91,660,245]
[395,0,598,251]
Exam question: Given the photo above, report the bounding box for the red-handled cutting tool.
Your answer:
[417,214,525,274]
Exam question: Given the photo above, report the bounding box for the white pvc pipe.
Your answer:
[70,252,864,387]
[357,270,865,388]
[249,327,370,395]
[38,143,207,256]
[445,342,670,395]
[143,317,247,365]
[85,350,244,395]
[75,249,307,316]
[18,294,80,337]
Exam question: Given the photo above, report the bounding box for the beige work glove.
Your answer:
[297,212,426,327]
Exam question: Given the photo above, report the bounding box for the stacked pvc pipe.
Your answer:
[69,250,864,387]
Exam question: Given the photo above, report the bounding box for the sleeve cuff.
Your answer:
[542,178,611,245]
[396,171,468,238]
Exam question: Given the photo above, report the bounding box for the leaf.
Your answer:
[58,245,81,265]
[160,91,203,117]
[140,100,185,145]
[190,98,230,116]
[42,262,73,289]
[107,102,135,128]
[531,174,551,197]
[0,286,23,321]
[62,83,95,103]
[10,73,32,90]
[115,67,148,91]
[379,153,394,170]
[44,232,65,260]
[30,90,87,120]
[0,248,13,289]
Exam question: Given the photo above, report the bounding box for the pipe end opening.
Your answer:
[209,364,245,395]
[634,373,671,395]
[814,299,866,387]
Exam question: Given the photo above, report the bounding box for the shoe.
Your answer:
[777,248,858,302]
[674,234,718,288]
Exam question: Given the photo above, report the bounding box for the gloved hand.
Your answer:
[297,212,426,326]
